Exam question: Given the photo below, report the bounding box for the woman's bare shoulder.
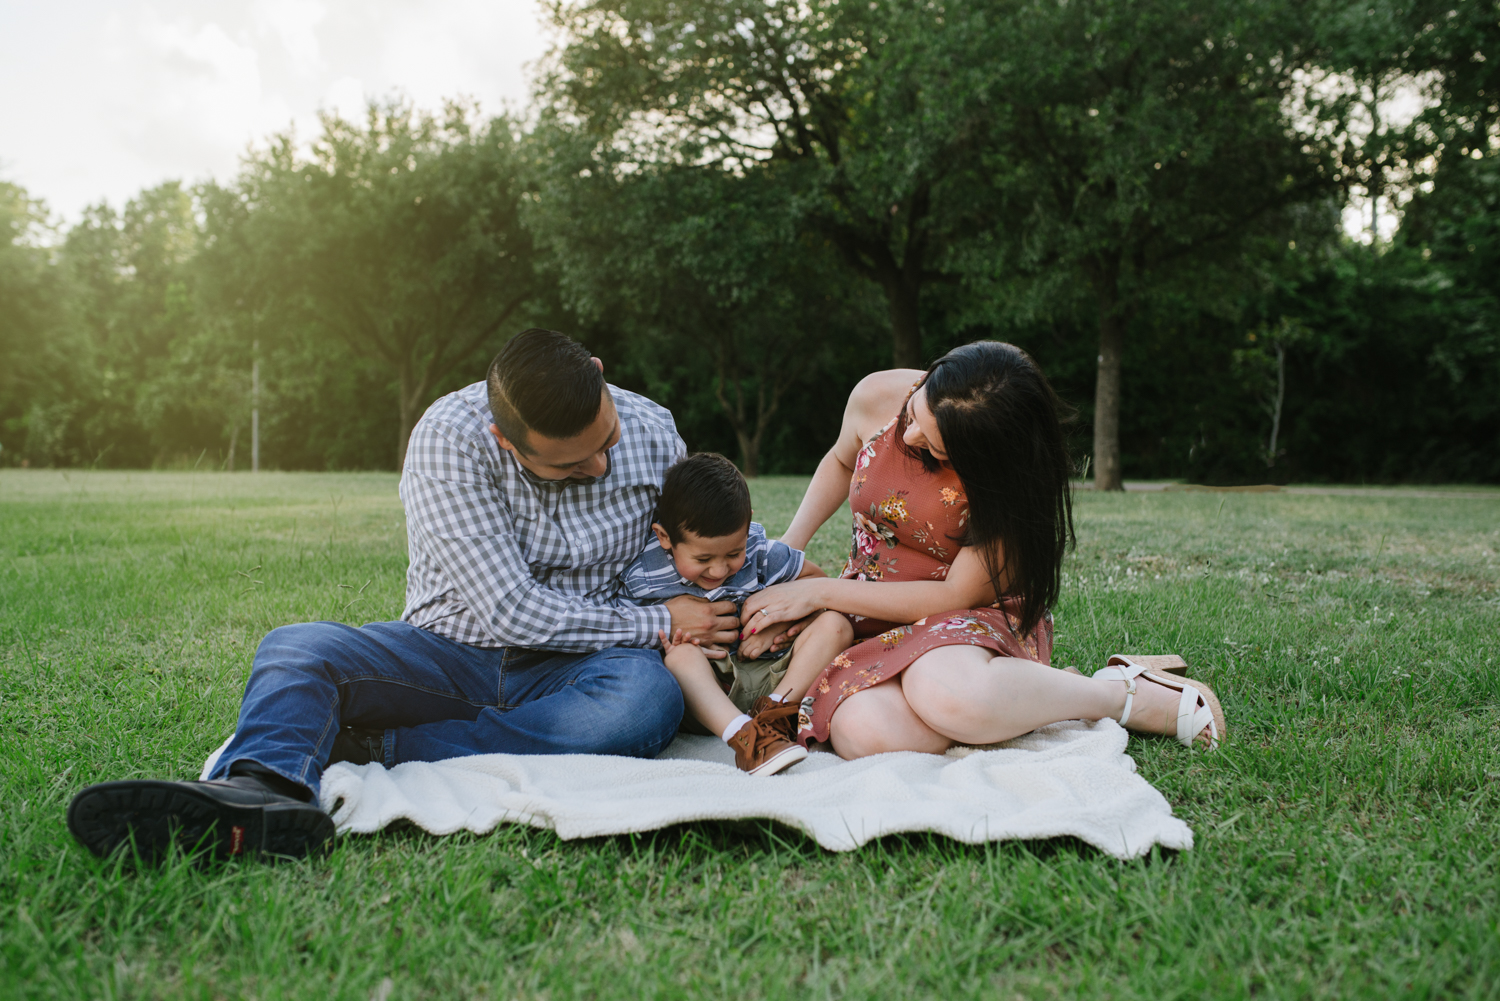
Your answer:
[847,369,925,432]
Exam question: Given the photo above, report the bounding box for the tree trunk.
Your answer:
[885,275,924,370]
[1091,265,1126,492]
[735,428,760,478]
[1266,342,1286,468]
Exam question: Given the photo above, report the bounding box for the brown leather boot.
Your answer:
[749,696,800,742]
[726,715,807,776]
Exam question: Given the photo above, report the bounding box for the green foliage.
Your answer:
[528,122,885,474]
[198,100,539,468]
[0,184,75,465]
[0,0,1496,481]
[544,0,999,368]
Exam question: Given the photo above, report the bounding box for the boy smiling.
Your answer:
[619,453,855,775]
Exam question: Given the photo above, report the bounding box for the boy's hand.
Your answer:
[657,628,729,660]
[739,619,792,660]
[766,611,823,653]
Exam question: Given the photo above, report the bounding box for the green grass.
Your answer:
[3,470,1498,1000]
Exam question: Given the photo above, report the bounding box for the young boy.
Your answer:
[618,453,854,776]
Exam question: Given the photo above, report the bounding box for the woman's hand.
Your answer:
[740,578,828,640]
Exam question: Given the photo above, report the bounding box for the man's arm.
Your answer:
[402,419,671,652]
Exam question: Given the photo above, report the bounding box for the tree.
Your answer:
[201,101,538,467]
[0,181,75,464]
[951,0,1346,489]
[527,124,879,474]
[544,0,995,369]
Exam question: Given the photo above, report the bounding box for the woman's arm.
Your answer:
[780,449,856,552]
[742,545,1002,637]
[780,369,924,551]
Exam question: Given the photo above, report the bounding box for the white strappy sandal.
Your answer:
[1093,654,1226,750]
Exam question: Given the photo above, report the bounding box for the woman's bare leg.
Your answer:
[901,647,1122,745]
[827,646,1215,760]
[902,647,1214,747]
[827,677,953,759]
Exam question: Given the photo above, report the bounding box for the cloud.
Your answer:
[0,0,548,221]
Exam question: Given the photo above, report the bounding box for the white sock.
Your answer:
[720,714,753,743]
[767,692,788,703]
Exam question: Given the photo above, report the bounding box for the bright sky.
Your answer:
[0,0,552,224]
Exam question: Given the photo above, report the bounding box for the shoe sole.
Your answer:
[66,781,336,863]
[1109,654,1189,677]
[746,743,808,776]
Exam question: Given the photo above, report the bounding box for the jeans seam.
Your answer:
[498,649,515,710]
[304,706,341,787]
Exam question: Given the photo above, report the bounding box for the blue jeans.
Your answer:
[207,621,683,796]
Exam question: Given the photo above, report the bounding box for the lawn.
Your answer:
[2,470,1498,1000]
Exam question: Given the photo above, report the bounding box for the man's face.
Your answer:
[651,523,750,590]
[489,387,621,482]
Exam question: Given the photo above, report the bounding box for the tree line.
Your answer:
[2,0,1496,484]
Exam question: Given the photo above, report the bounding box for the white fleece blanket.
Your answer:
[201,719,1192,860]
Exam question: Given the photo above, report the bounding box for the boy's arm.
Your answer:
[795,559,827,579]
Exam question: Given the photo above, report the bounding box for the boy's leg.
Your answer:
[389,646,682,762]
[660,644,744,739]
[775,611,856,702]
[664,644,807,776]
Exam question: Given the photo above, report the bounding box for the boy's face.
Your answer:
[652,522,750,590]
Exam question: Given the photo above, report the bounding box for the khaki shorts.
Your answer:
[677,647,794,735]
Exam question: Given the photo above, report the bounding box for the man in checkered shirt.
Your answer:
[66,329,741,862]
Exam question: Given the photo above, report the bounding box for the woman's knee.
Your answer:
[901,650,994,734]
[829,685,948,759]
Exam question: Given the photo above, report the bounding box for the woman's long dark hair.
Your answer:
[897,340,1076,637]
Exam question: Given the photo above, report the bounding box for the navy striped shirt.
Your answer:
[616,522,805,609]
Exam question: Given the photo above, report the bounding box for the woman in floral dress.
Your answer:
[743,341,1225,757]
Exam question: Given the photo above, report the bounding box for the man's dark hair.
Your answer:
[486,329,605,454]
[655,453,752,543]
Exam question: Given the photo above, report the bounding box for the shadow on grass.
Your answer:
[350,814,1147,868]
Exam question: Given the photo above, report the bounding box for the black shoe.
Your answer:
[66,776,336,863]
[328,727,385,766]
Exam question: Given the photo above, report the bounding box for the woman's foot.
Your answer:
[1095,657,1224,749]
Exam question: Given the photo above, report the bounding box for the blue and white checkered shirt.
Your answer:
[399,381,685,651]
[616,522,804,607]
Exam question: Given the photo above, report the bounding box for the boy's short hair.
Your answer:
[656,453,752,543]
[486,328,605,454]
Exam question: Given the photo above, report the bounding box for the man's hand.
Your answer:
[665,595,739,653]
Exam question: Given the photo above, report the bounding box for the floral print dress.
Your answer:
[796,411,1054,746]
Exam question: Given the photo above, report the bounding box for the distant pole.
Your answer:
[251,340,260,473]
